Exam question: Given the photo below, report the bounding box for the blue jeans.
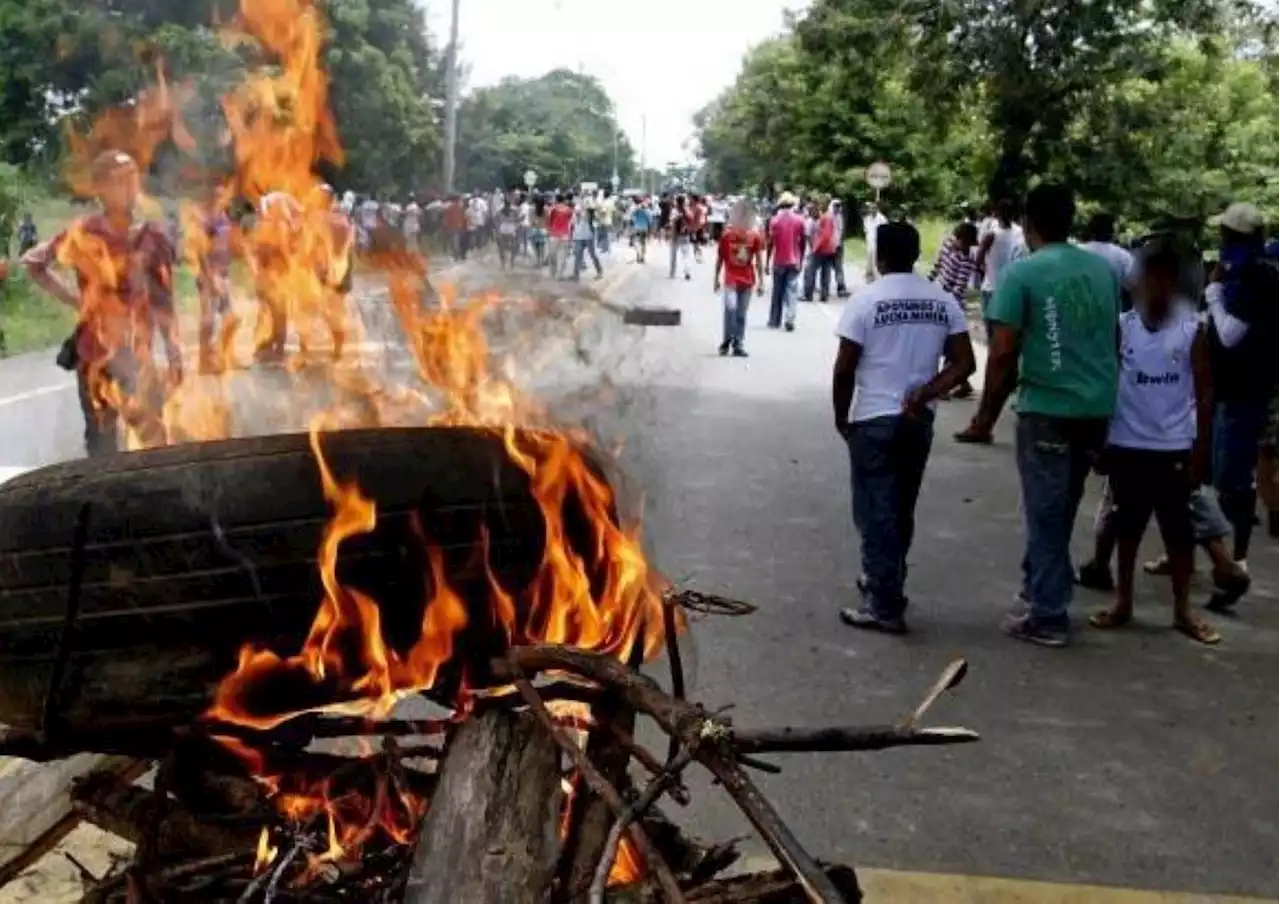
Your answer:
[847,412,935,617]
[803,253,834,300]
[573,238,602,279]
[722,287,751,348]
[769,264,798,327]
[596,224,611,253]
[1015,413,1109,628]
[1213,399,1268,558]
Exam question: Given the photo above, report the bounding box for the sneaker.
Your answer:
[1142,555,1172,576]
[784,322,795,332]
[1075,561,1115,592]
[839,605,907,635]
[718,342,730,357]
[731,346,748,358]
[1002,613,1068,648]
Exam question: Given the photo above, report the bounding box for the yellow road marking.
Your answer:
[741,860,1266,902]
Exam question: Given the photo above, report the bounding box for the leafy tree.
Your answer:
[454,69,636,192]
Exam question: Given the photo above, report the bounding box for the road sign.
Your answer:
[580,181,598,194]
[866,162,892,190]
[523,169,537,188]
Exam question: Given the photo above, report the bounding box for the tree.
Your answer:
[454,69,635,192]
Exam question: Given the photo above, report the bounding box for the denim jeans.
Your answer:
[769,264,798,327]
[1015,413,1109,628]
[847,412,935,617]
[722,287,751,348]
[803,253,834,300]
[1213,399,1268,558]
[832,243,848,293]
[596,224,611,254]
[573,238,602,279]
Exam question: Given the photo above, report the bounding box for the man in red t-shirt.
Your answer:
[546,193,573,278]
[803,199,840,303]
[713,201,765,357]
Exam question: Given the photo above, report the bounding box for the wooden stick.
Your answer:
[589,747,695,904]
[505,667,686,904]
[732,725,980,755]
[607,724,691,806]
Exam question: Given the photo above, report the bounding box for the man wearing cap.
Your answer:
[765,192,805,330]
[23,149,182,455]
[1204,201,1278,572]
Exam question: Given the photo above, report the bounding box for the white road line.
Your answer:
[0,381,75,409]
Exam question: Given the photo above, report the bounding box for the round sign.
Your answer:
[866,162,891,190]
[523,169,537,188]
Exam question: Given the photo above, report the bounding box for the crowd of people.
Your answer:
[824,185,1277,648]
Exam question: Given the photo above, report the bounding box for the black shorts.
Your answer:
[709,222,725,242]
[1106,446,1194,550]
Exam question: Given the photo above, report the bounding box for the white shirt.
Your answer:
[835,273,968,423]
[1109,307,1199,451]
[980,223,1024,292]
[467,198,488,229]
[358,199,380,230]
[403,202,421,235]
[862,213,887,253]
[571,206,594,241]
[1081,241,1134,287]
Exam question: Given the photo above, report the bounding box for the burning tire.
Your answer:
[0,427,588,737]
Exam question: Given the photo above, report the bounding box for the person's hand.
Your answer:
[834,418,851,440]
[712,278,721,293]
[902,384,933,418]
[756,283,765,296]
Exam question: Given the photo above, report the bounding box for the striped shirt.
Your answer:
[929,237,976,301]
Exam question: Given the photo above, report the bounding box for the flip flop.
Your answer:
[1174,617,1221,645]
[1089,607,1133,630]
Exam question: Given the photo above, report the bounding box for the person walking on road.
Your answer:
[830,198,851,298]
[571,201,603,281]
[22,149,183,456]
[546,194,573,278]
[832,221,976,634]
[803,200,840,303]
[971,184,1121,647]
[1086,242,1220,644]
[630,198,652,263]
[713,200,764,358]
[861,202,887,282]
[928,221,980,398]
[669,196,693,280]
[766,193,805,330]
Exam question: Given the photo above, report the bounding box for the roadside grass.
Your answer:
[842,216,952,276]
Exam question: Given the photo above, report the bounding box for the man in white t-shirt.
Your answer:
[1079,211,1134,298]
[975,197,1023,326]
[832,221,976,633]
[861,202,887,281]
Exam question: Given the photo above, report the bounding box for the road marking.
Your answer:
[740,859,1265,902]
[0,382,74,409]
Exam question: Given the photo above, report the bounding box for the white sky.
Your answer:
[423,0,807,170]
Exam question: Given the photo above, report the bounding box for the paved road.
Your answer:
[0,242,1275,900]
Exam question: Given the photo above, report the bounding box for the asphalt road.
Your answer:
[0,243,1275,900]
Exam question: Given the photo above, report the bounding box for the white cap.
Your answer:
[1218,202,1263,235]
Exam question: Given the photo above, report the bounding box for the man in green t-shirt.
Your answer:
[970,183,1120,647]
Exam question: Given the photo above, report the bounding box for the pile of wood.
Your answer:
[0,590,978,903]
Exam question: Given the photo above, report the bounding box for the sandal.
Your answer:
[1173,616,1221,645]
[1089,607,1133,630]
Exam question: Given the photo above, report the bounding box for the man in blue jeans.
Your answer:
[765,193,805,330]
[1203,201,1278,567]
[714,201,764,357]
[969,184,1120,647]
[832,222,975,633]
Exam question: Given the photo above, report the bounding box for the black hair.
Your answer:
[1142,238,1182,280]
[876,221,920,273]
[955,222,978,244]
[1085,212,1116,243]
[1024,183,1074,244]
[995,196,1017,222]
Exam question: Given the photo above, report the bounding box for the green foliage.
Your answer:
[455,70,636,191]
[0,0,444,197]
[695,0,1278,231]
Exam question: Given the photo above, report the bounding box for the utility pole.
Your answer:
[441,0,461,193]
[639,115,647,194]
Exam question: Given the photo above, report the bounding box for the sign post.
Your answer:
[865,161,892,203]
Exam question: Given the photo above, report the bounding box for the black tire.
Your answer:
[0,427,583,736]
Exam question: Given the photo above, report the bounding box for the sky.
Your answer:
[422,0,807,172]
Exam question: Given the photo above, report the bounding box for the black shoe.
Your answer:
[1206,569,1251,613]
[840,605,907,635]
[732,346,748,358]
[1002,613,1068,648]
[766,321,780,329]
[1075,561,1115,592]
[784,322,795,332]
[718,342,730,356]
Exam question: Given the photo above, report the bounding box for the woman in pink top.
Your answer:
[766,192,806,331]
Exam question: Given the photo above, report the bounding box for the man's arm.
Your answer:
[906,331,977,417]
[20,233,79,309]
[973,232,995,282]
[1190,326,1213,485]
[973,324,1021,430]
[928,240,949,282]
[754,240,765,292]
[832,337,861,437]
[712,238,725,291]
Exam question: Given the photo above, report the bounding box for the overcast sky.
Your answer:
[422,0,807,170]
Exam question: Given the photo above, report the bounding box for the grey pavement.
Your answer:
[0,244,1275,897]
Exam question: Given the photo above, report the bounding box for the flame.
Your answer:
[56,0,682,886]
[254,827,278,873]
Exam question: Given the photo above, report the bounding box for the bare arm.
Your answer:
[21,237,79,309]
[974,232,995,281]
[832,338,861,437]
[1190,327,1213,485]
[973,323,1022,430]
